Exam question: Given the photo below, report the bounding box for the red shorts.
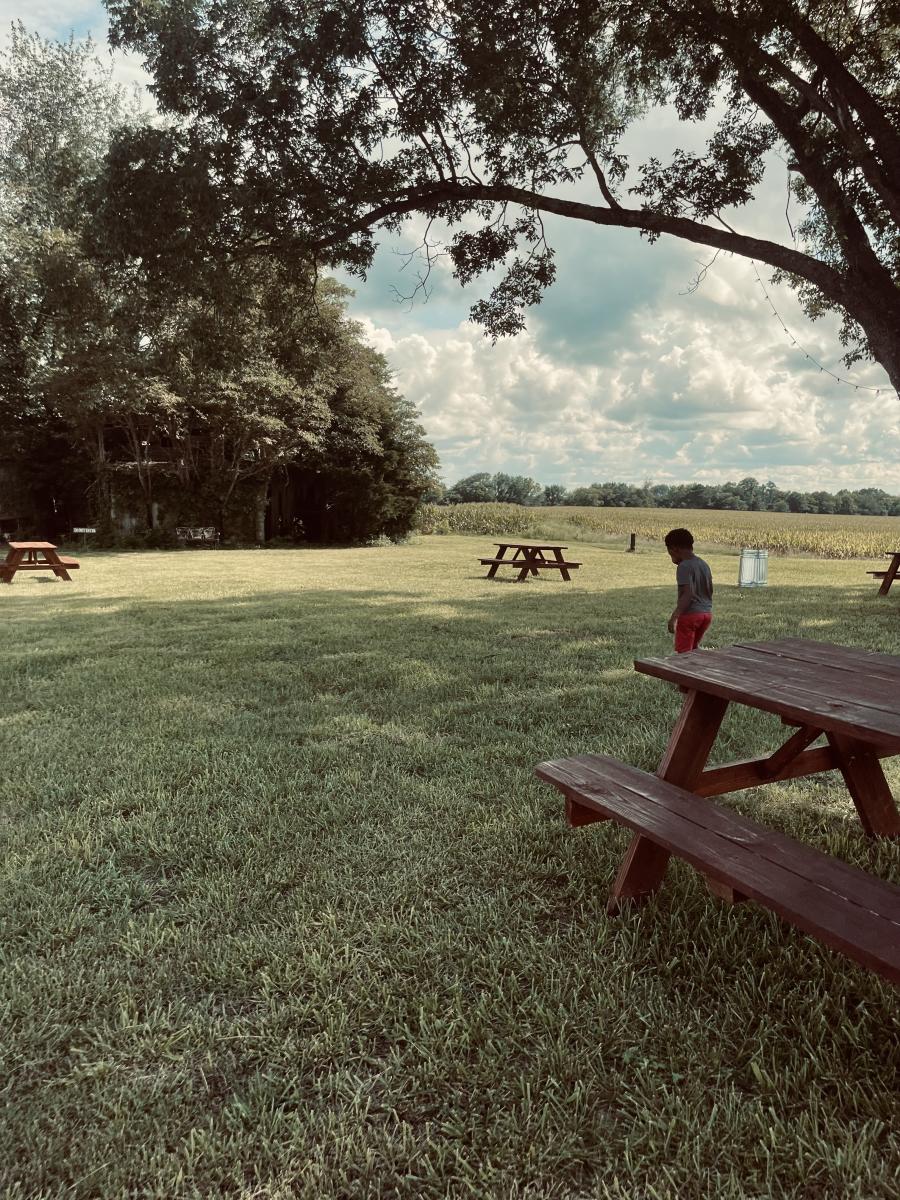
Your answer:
[674,612,712,653]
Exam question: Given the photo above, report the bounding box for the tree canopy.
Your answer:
[106,1,900,393]
[446,471,544,505]
[1,23,438,543]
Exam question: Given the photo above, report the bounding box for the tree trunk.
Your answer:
[254,480,269,544]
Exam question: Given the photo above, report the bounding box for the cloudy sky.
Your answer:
[6,3,900,491]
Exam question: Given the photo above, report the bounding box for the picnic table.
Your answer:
[479,542,582,581]
[1,541,80,583]
[537,638,900,984]
[634,638,900,838]
[867,549,900,595]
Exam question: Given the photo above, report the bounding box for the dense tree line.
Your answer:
[0,26,437,544]
[442,472,900,516]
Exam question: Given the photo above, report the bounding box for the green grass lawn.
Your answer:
[2,536,899,1199]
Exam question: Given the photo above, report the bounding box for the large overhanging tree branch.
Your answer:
[312,177,851,295]
[105,0,900,393]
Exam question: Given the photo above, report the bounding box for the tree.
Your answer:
[445,472,497,503]
[2,25,436,543]
[542,483,568,506]
[493,472,544,505]
[107,2,900,392]
[282,337,439,542]
[0,23,143,531]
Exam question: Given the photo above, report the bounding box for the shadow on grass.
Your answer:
[3,577,897,844]
[2,575,899,1197]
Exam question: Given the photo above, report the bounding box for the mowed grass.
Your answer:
[2,536,899,1200]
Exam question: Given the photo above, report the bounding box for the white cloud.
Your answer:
[7,3,899,493]
[356,252,900,492]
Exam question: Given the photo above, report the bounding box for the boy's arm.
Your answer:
[668,584,692,633]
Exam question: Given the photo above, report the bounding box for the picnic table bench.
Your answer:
[867,549,900,595]
[537,755,900,985]
[480,542,582,581]
[175,526,220,548]
[536,638,900,984]
[1,541,79,583]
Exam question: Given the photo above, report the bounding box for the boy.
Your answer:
[664,528,713,652]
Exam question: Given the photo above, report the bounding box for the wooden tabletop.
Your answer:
[635,638,900,749]
[7,541,56,550]
[493,543,567,550]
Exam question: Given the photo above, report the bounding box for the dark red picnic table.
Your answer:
[479,542,582,581]
[635,637,900,838]
[537,638,900,983]
[540,638,900,984]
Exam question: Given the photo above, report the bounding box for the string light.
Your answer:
[751,261,891,395]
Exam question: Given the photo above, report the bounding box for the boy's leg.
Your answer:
[675,613,711,652]
[674,616,697,653]
[691,614,712,649]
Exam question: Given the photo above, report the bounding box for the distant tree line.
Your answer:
[438,473,900,517]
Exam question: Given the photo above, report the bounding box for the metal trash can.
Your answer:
[738,547,768,588]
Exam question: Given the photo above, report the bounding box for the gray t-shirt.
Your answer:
[676,555,713,613]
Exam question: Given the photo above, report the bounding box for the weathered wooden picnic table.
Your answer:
[867,549,900,595]
[479,542,582,581]
[1,541,79,583]
[634,638,900,838]
[537,638,900,984]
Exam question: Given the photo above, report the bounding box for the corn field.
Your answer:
[415,503,900,559]
[415,502,536,538]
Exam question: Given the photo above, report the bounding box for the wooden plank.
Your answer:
[878,554,900,596]
[480,558,581,568]
[761,725,823,776]
[740,639,900,684]
[566,795,608,827]
[635,652,900,745]
[607,835,672,916]
[657,691,730,788]
[827,735,900,838]
[723,642,900,709]
[4,562,77,571]
[536,756,900,982]
[608,691,728,911]
[693,746,838,796]
[538,755,900,923]
[698,643,900,712]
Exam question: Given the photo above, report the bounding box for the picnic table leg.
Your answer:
[1,548,24,582]
[878,553,900,596]
[826,734,900,838]
[550,547,571,581]
[516,549,542,581]
[487,545,509,579]
[607,691,730,914]
[43,550,71,581]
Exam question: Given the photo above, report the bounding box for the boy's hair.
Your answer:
[664,527,694,550]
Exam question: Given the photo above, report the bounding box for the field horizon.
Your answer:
[416,502,900,560]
